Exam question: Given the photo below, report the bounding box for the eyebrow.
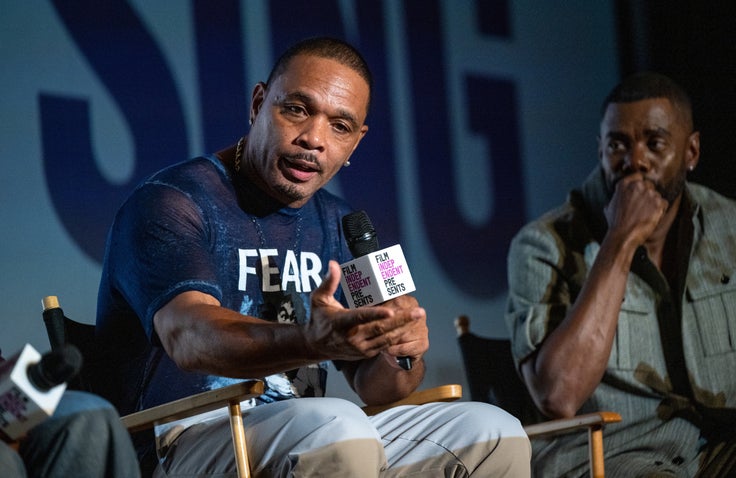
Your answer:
[604,131,626,140]
[281,91,361,129]
[644,126,672,137]
[604,126,672,140]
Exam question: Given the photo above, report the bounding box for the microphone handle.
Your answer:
[396,356,412,370]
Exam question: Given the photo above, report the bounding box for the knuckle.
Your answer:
[371,324,385,336]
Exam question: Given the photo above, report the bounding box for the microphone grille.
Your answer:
[342,210,379,257]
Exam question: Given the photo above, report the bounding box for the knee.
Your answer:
[461,401,527,437]
[53,391,116,419]
[257,399,385,475]
[447,403,531,476]
[0,442,27,477]
[57,407,123,438]
[287,398,380,441]
[21,407,126,467]
[417,401,529,449]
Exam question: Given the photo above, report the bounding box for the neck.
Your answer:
[215,143,238,171]
[215,141,282,216]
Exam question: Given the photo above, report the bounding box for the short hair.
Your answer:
[601,72,694,131]
[266,37,373,111]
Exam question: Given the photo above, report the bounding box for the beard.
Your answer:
[656,167,687,205]
[273,181,306,203]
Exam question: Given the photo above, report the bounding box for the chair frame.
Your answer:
[121,381,462,478]
[523,411,621,478]
[454,315,621,478]
[41,295,462,478]
[121,380,264,478]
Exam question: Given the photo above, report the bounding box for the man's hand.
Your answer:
[304,261,427,363]
[604,173,668,247]
[377,294,428,368]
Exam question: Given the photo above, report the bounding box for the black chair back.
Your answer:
[457,331,541,425]
[41,297,129,401]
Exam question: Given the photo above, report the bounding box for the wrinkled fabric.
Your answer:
[16,390,140,478]
[506,167,736,477]
[153,398,530,478]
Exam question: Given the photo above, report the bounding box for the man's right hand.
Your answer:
[604,173,668,248]
[304,260,421,363]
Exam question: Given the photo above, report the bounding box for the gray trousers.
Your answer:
[153,398,530,477]
[4,391,140,478]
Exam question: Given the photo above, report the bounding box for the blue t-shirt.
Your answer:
[96,155,354,414]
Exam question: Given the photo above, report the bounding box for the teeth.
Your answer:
[292,162,313,172]
[283,156,317,173]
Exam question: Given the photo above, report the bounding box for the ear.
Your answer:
[250,82,267,125]
[686,131,700,172]
[348,124,369,157]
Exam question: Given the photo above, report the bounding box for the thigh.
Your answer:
[20,392,140,478]
[51,390,115,417]
[156,398,385,478]
[0,441,27,478]
[371,401,530,477]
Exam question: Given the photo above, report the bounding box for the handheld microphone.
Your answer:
[340,211,416,370]
[0,344,82,441]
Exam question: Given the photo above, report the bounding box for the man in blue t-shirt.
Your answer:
[97,37,530,477]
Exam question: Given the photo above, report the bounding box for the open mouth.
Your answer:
[280,156,320,182]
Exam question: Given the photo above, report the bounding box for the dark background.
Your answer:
[617,1,736,199]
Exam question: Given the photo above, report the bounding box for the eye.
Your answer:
[282,104,308,118]
[331,121,352,135]
[648,137,667,152]
[607,139,626,154]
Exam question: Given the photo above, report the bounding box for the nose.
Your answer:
[623,144,650,174]
[296,117,326,151]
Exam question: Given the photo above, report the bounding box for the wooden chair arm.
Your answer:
[524,411,622,478]
[121,380,264,433]
[522,411,621,438]
[361,384,462,416]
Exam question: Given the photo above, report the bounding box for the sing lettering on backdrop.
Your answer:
[42,0,522,298]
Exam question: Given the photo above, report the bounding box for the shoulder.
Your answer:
[123,156,228,209]
[511,199,588,254]
[144,156,226,192]
[687,182,736,241]
[687,182,736,215]
[112,156,230,235]
[685,182,736,295]
[507,191,600,296]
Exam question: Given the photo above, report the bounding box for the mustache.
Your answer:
[283,152,318,164]
[282,152,321,172]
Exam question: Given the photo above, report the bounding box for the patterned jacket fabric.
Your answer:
[506,166,736,476]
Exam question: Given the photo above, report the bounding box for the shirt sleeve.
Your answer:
[106,182,222,339]
[505,221,576,367]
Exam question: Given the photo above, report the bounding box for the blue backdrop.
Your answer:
[0,0,618,399]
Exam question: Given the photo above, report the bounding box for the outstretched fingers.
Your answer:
[307,260,424,360]
[311,260,342,305]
